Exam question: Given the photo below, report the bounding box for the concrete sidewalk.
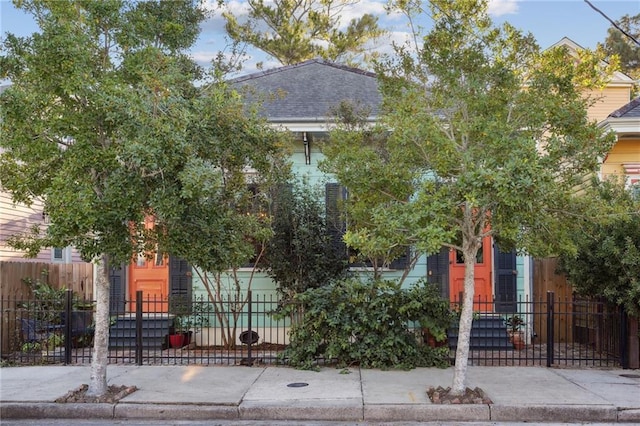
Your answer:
[1,365,639,423]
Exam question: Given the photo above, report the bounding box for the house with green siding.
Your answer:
[182,59,531,347]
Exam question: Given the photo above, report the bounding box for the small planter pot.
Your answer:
[508,330,526,350]
[168,333,186,348]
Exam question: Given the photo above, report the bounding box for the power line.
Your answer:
[583,0,640,47]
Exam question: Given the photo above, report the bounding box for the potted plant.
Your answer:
[168,315,188,348]
[505,315,525,350]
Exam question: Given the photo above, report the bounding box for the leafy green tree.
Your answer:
[322,0,616,395]
[223,0,384,66]
[0,0,206,396]
[559,179,640,316]
[600,13,640,93]
[0,0,283,394]
[266,179,348,314]
[162,81,290,349]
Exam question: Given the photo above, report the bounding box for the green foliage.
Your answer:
[223,0,384,66]
[600,13,640,94]
[173,294,214,333]
[505,315,524,332]
[0,1,286,395]
[18,270,94,324]
[323,0,617,393]
[0,0,209,266]
[559,179,640,316]
[18,274,66,325]
[266,180,348,305]
[281,278,453,370]
[21,342,41,353]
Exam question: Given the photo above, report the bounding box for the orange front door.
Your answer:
[129,252,169,311]
[449,235,493,312]
[128,215,169,312]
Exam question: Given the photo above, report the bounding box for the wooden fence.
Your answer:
[0,261,94,300]
[0,261,94,355]
[532,257,574,343]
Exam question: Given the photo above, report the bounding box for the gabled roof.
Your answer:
[549,37,635,86]
[230,59,382,125]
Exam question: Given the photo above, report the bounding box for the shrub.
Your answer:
[281,278,453,369]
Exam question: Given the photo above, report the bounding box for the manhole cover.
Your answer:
[287,382,309,388]
[620,374,640,379]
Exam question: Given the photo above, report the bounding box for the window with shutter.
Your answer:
[325,182,409,270]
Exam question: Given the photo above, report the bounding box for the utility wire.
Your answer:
[583,0,640,47]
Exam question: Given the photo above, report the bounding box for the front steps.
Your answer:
[448,314,513,350]
[109,314,173,349]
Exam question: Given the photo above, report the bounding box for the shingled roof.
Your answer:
[230,59,382,123]
[609,97,640,119]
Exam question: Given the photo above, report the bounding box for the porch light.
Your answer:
[303,132,311,165]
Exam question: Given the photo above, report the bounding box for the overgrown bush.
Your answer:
[281,278,453,369]
[19,275,67,325]
[266,181,348,304]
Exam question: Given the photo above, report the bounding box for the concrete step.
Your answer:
[448,314,514,350]
[109,314,173,349]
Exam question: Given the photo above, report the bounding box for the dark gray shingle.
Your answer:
[230,59,381,122]
[609,97,640,119]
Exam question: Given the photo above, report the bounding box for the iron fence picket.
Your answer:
[0,289,625,368]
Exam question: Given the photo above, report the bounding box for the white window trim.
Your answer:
[51,246,72,263]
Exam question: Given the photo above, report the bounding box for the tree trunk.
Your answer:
[87,254,110,397]
[451,249,476,395]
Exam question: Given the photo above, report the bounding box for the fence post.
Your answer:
[64,289,73,365]
[136,290,143,366]
[546,291,554,367]
[247,290,252,367]
[620,307,628,369]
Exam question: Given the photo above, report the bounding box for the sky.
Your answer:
[1,0,639,77]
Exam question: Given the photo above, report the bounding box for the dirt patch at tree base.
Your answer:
[55,384,137,403]
[427,386,493,404]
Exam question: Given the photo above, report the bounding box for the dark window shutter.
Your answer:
[325,183,347,260]
[169,256,192,315]
[389,247,410,270]
[108,264,125,314]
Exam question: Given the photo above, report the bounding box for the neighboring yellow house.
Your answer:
[600,99,640,190]
[552,38,639,191]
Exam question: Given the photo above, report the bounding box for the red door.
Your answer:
[449,235,493,312]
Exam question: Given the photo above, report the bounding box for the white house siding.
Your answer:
[0,191,51,262]
[0,190,84,263]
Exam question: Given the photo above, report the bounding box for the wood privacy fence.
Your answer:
[533,257,572,344]
[0,261,94,299]
[0,261,94,354]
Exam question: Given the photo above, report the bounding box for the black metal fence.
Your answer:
[1,289,628,368]
[449,293,627,368]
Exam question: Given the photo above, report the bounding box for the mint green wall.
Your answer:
[191,133,531,301]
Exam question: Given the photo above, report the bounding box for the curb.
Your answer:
[1,402,114,419]
[490,404,618,423]
[364,404,490,422]
[115,403,239,420]
[239,399,363,421]
[618,408,640,423]
[1,401,636,423]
